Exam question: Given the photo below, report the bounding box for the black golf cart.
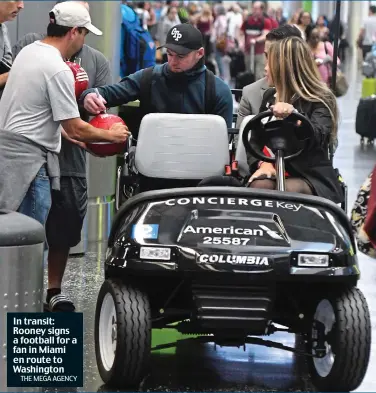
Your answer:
[94,108,371,392]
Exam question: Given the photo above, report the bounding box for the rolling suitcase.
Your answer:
[355,95,376,144]
[362,78,376,98]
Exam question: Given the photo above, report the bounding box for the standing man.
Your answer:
[0,2,129,310]
[241,1,272,81]
[0,1,24,97]
[13,0,113,312]
[358,5,376,59]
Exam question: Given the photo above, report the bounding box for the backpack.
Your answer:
[122,66,217,140]
[120,4,156,78]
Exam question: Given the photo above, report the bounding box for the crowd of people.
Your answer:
[126,1,346,86]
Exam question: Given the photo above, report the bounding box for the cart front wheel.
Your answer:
[95,279,151,388]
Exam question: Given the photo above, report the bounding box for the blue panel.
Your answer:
[131,224,159,240]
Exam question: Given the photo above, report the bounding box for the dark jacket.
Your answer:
[80,63,233,128]
[247,92,344,204]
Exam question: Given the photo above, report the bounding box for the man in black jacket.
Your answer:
[81,23,233,128]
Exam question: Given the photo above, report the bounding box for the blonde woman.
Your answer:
[247,36,343,204]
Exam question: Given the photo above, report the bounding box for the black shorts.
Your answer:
[46,177,88,248]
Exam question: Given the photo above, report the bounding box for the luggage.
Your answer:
[235,71,255,90]
[355,96,376,144]
[362,77,376,98]
[229,51,246,79]
[120,4,156,78]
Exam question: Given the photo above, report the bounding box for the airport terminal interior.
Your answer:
[2,0,376,392]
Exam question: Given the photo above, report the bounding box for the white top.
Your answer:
[0,41,80,153]
[363,15,376,45]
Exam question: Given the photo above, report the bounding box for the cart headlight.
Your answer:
[140,247,171,261]
[298,254,329,267]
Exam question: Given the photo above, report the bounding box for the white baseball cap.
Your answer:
[50,1,102,36]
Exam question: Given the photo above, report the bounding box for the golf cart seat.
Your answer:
[235,116,348,212]
[131,113,230,193]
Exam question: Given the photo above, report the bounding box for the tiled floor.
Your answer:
[45,58,376,392]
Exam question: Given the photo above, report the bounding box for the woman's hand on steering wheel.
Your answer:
[271,102,295,119]
[247,162,276,186]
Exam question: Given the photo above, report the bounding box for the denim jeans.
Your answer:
[18,165,52,228]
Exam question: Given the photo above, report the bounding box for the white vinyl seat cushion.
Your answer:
[135,113,230,179]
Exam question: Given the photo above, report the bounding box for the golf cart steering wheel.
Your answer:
[242,110,315,163]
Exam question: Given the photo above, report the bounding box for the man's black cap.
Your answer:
[157,23,204,55]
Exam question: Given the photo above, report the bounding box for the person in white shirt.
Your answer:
[358,5,376,59]
[0,1,129,312]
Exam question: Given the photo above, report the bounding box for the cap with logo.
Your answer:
[158,23,204,55]
[50,1,102,36]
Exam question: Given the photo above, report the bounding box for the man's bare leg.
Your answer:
[46,247,75,311]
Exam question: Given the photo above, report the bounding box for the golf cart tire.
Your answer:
[95,279,151,388]
[308,287,371,392]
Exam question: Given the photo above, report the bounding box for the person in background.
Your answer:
[160,0,180,22]
[296,11,313,41]
[12,0,117,313]
[226,3,244,48]
[134,2,150,30]
[0,1,24,98]
[211,4,228,80]
[157,6,180,63]
[192,4,213,59]
[358,5,376,59]
[287,8,301,26]
[316,15,330,41]
[145,2,156,28]
[275,8,286,26]
[241,1,272,81]
[153,1,163,22]
[267,8,279,29]
[308,27,339,87]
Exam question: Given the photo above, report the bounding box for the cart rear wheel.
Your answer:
[307,287,371,392]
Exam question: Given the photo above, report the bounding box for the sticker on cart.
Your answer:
[131,224,159,240]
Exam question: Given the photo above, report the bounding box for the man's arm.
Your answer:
[0,72,9,87]
[213,79,233,128]
[61,117,128,143]
[0,24,12,89]
[80,68,144,108]
[255,17,273,44]
[65,50,113,147]
[48,70,129,143]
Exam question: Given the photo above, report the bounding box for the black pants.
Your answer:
[46,176,87,248]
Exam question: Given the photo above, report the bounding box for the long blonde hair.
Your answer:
[268,36,338,145]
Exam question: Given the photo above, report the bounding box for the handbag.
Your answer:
[324,42,349,97]
[330,70,349,97]
[351,166,376,258]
